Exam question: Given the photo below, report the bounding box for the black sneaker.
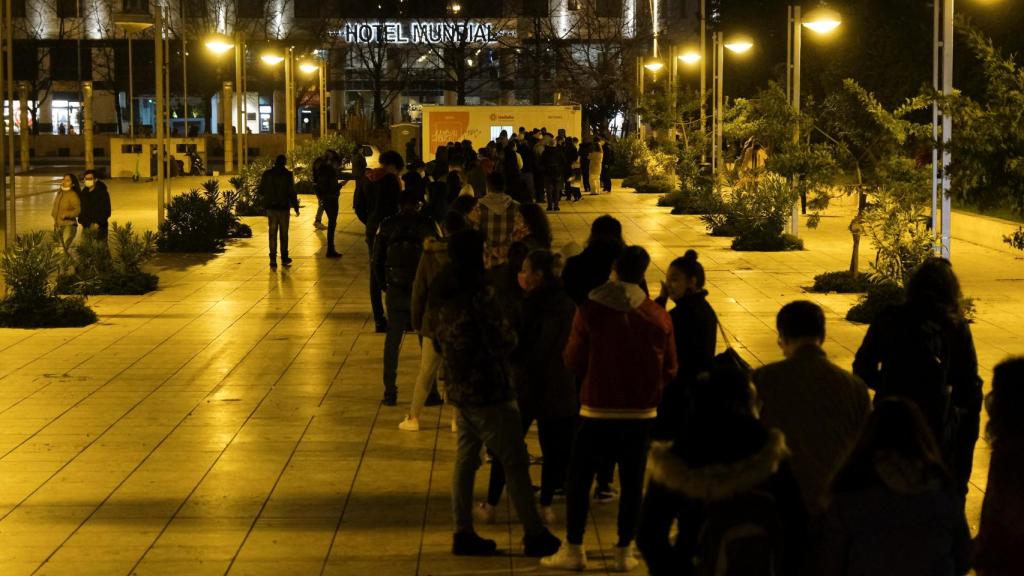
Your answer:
[269,259,278,269]
[594,486,619,503]
[375,321,388,334]
[452,531,498,556]
[281,256,293,267]
[325,251,342,259]
[382,390,397,406]
[523,529,561,557]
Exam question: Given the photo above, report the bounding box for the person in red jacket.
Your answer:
[542,245,677,572]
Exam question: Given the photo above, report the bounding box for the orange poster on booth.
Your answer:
[427,111,470,154]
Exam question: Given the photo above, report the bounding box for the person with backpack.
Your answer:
[541,246,677,572]
[754,301,870,515]
[315,150,342,258]
[356,150,406,332]
[373,187,438,406]
[257,155,300,269]
[974,357,1024,576]
[853,258,982,496]
[431,229,562,558]
[637,362,806,576]
[820,398,971,576]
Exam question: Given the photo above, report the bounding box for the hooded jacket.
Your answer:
[411,236,449,339]
[78,180,111,227]
[360,169,401,236]
[564,280,677,419]
[52,187,81,226]
[477,192,519,264]
[638,417,805,576]
[561,240,624,305]
[513,282,578,420]
[820,456,972,576]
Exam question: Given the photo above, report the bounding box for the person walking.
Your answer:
[356,150,405,332]
[315,150,342,258]
[754,301,870,515]
[431,229,561,558]
[974,357,1024,576]
[853,258,983,496]
[400,210,470,431]
[258,155,300,269]
[637,363,806,576]
[78,170,111,241]
[373,187,438,406]
[653,250,718,439]
[542,246,677,572]
[588,139,604,195]
[52,173,81,253]
[819,398,972,576]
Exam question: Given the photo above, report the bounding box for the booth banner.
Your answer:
[421,105,583,159]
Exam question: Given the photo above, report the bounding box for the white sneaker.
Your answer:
[611,544,639,572]
[540,505,556,525]
[473,502,496,524]
[398,416,419,432]
[540,543,587,571]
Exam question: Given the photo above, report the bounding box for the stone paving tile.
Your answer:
[2,179,1022,574]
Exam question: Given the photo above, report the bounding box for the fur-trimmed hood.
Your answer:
[589,281,647,311]
[648,429,790,501]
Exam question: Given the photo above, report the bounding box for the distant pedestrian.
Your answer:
[853,257,983,496]
[52,173,81,253]
[431,229,561,558]
[312,154,327,230]
[258,155,299,269]
[315,150,342,258]
[78,170,111,241]
[600,138,615,192]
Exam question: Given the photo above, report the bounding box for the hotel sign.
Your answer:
[340,22,505,44]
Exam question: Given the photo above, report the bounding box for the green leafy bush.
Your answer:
[658,177,715,215]
[290,133,355,184]
[1004,227,1024,251]
[702,174,802,251]
[606,137,677,180]
[0,231,97,328]
[295,180,315,196]
[57,223,159,295]
[732,232,804,252]
[846,281,904,324]
[232,158,272,216]
[157,180,249,252]
[811,271,874,293]
[625,174,680,195]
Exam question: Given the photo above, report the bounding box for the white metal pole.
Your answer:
[699,0,706,164]
[128,33,134,139]
[939,0,954,258]
[789,6,802,237]
[155,8,165,226]
[715,32,724,185]
[235,32,243,172]
[0,0,6,252]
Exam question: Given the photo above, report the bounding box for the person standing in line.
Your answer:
[356,151,406,332]
[819,399,972,576]
[477,172,521,268]
[312,154,327,230]
[600,137,615,193]
[373,187,438,406]
[431,229,562,558]
[542,246,677,572]
[258,155,299,269]
[540,134,565,211]
[513,203,553,252]
[973,357,1024,576]
[853,258,983,497]
[315,150,343,258]
[52,173,81,253]
[78,169,111,241]
[579,138,593,194]
[400,210,470,432]
[588,138,604,195]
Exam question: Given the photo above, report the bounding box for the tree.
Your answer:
[16,0,88,134]
[420,5,515,105]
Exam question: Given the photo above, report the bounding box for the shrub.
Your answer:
[659,177,715,215]
[631,174,680,195]
[732,232,804,252]
[295,180,315,196]
[811,271,874,293]
[1004,226,1024,251]
[846,281,904,324]
[607,137,677,180]
[0,231,97,328]
[290,133,355,183]
[57,223,159,295]
[157,180,249,252]
[233,158,272,216]
[702,174,802,251]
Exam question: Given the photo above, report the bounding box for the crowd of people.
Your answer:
[251,131,1020,575]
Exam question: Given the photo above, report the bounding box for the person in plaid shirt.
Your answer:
[477,172,522,268]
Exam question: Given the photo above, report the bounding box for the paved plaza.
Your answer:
[0,176,1021,575]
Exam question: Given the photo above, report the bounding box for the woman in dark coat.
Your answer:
[820,398,971,576]
[561,215,626,305]
[638,363,806,576]
[974,357,1024,576]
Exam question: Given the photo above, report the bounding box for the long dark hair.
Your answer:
[62,173,81,193]
[525,249,561,287]
[906,257,963,320]
[829,398,949,495]
[518,203,552,249]
[986,357,1024,446]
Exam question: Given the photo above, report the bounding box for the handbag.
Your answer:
[714,322,753,374]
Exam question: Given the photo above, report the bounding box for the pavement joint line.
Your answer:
[124,292,314,576]
[0,299,204,417]
[16,292,280,572]
[224,414,316,575]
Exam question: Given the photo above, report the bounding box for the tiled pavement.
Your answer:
[1,178,1022,575]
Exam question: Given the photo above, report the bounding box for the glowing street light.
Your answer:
[204,35,234,55]
[643,60,664,73]
[724,35,754,54]
[299,58,327,138]
[713,33,755,180]
[678,50,701,65]
[261,52,285,66]
[801,7,842,34]
[262,48,296,154]
[298,61,319,74]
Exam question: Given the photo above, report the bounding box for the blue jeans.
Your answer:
[453,401,545,537]
[267,209,290,258]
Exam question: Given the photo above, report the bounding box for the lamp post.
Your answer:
[299,58,326,138]
[115,15,154,139]
[261,48,295,157]
[786,5,841,236]
[205,33,248,173]
[712,33,753,183]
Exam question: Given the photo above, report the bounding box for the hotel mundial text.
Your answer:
[338,21,511,45]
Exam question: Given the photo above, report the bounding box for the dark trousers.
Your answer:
[267,209,290,258]
[580,160,591,191]
[600,165,612,192]
[92,221,109,240]
[544,176,563,209]
[322,195,339,254]
[533,172,545,203]
[365,234,386,326]
[383,296,411,396]
[487,414,574,507]
[566,418,653,547]
[453,401,546,537]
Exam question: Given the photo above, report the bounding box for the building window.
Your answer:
[122,0,149,13]
[596,0,621,18]
[56,0,79,18]
[3,100,35,134]
[51,98,81,135]
[11,0,26,18]
[237,0,265,18]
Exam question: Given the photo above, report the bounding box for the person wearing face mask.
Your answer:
[52,173,82,252]
[78,170,111,241]
[477,250,578,526]
[653,250,719,439]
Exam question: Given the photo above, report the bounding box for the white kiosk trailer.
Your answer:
[420,105,583,160]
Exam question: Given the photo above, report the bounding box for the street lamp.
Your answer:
[299,58,326,138]
[262,48,296,156]
[207,33,248,173]
[678,50,701,65]
[712,33,755,181]
[113,14,153,140]
[786,5,842,235]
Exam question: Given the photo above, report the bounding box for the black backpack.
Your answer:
[696,490,784,576]
[385,232,425,290]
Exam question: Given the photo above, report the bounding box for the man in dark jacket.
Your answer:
[540,135,565,211]
[258,155,299,269]
[355,150,405,332]
[753,301,870,515]
[316,150,342,258]
[600,138,615,192]
[578,139,592,193]
[431,229,561,558]
[78,169,111,240]
[373,187,438,406]
[543,246,677,571]
[561,215,626,305]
